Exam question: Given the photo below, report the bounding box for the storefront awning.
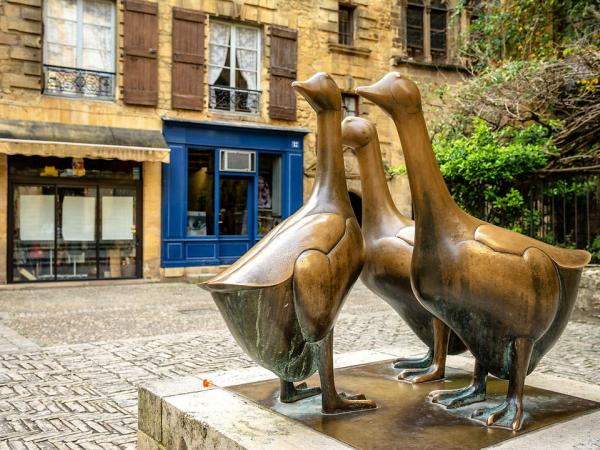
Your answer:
[0,120,170,163]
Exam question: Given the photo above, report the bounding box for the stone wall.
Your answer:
[575,266,600,321]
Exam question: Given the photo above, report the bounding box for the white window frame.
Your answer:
[208,20,262,93]
[43,0,116,73]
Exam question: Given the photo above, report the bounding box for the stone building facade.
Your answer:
[0,0,470,283]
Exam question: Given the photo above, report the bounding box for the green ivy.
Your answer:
[433,119,551,230]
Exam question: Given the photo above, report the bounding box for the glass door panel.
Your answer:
[12,185,56,282]
[99,187,138,279]
[219,177,249,235]
[56,186,97,280]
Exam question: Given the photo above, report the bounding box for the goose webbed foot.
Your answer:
[280,380,321,403]
[393,348,433,369]
[339,392,366,400]
[430,359,487,408]
[471,337,532,431]
[430,384,486,408]
[322,393,377,414]
[398,363,445,383]
[472,398,523,431]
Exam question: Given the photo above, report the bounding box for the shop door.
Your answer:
[218,175,253,260]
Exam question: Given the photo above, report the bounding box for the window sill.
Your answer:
[328,42,372,57]
[392,56,469,72]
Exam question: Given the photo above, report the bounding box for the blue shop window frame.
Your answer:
[161,123,305,268]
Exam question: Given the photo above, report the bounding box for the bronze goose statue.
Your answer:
[342,116,466,383]
[201,72,376,414]
[356,73,591,430]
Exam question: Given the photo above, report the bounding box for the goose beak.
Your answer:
[292,75,321,102]
[355,84,384,106]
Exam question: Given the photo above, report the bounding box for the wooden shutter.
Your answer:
[123,0,158,106]
[172,8,206,110]
[269,26,297,121]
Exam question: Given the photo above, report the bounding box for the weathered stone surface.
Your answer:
[574,266,600,321]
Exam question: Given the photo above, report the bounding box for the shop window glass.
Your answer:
[219,178,249,235]
[8,156,141,282]
[56,186,98,280]
[99,187,137,278]
[12,185,56,282]
[257,154,282,235]
[187,150,215,236]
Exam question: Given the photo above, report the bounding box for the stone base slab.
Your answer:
[138,349,600,450]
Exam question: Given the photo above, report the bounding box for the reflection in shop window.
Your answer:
[188,150,215,236]
[258,154,282,235]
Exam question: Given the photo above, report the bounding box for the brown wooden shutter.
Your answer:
[269,26,297,121]
[171,8,206,110]
[123,0,159,106]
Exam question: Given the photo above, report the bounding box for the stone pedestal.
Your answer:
[138,349,600,450]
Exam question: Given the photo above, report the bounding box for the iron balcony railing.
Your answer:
[209,85,261,115]
[43,65,115,100]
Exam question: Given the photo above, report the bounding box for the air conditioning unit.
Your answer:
[220,150,256,173]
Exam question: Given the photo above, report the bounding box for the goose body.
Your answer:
[202,72,376,414]
[357,73,590,430]
[342,116,466,383]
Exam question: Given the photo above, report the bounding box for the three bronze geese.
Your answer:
[202,72,590,431]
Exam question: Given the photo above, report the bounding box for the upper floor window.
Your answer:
[342,93,359,118]
[209,21,261,115]
[430,1,447,61]
[338,4,355,46]
[406,1,424,60]
[43,0,115,100]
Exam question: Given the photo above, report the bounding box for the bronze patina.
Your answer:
[356,73,591,430]
[342,116,466,383]
[201,72,376,414]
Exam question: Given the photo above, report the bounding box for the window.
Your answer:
[342,93,359,118]
[406,1,424,60]
[187,150,215,236]
[257,154,282,235]
[338,4,355,46]
[43,0,115,99]
[209,22,261,114]
[430,1,447,61]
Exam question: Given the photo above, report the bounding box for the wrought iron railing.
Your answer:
[209,85,261,115]
[43,65,115,99]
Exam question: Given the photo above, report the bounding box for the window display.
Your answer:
[187,150,215,236]
[9,155,141,282]
[257,154,282,235]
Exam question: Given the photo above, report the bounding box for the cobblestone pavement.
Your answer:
[0,282,598,448]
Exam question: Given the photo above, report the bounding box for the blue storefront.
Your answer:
[161,120,308,267]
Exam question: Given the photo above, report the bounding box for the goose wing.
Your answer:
[474,224,591,270]
[201,212,346,292]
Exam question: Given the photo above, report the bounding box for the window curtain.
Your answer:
[209,22,231,85]
[82,0,114,72]
[45,0,78,68]
[235,28,258,90]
